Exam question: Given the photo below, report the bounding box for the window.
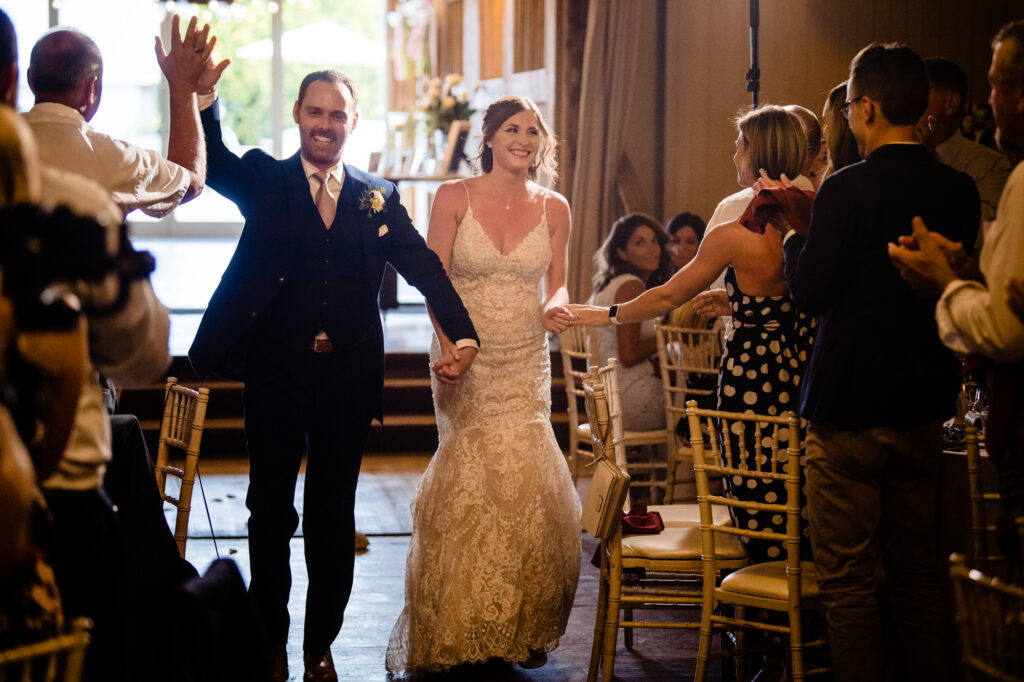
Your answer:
[17,0,386,236]
[12,1,391,353]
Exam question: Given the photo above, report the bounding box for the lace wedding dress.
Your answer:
[385,186,581,674]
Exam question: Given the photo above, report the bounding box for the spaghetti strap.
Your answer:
[459,179,472,209]
[542,189,549,219]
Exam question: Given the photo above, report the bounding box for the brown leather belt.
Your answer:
[310,338,335,353]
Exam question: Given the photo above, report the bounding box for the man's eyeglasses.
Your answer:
[840,95,866,120]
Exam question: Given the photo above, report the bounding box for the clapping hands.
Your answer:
[887,216,980,298]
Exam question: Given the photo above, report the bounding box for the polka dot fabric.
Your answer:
[717,267,815,563]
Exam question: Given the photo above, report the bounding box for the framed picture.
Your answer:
[441,120,472,175]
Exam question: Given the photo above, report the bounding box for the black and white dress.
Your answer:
[717,267,815,562]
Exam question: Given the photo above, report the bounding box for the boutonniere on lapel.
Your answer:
[359,186,387,217]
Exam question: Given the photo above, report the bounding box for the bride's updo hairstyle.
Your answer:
[733,104,806,187]
[478,95,558,183]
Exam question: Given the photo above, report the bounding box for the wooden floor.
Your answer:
[180,456,720,681]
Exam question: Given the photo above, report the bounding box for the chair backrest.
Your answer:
[0,618,91,681]
[950,553,1024,681]
[559,325,597,434]
[592,359,629,470]
[581,365,630,542]
[685,400,802,565]
[655,320,724,428]
[965,425,1007,573]
[154,377,210,558]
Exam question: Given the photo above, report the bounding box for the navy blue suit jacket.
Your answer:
[188,102,477,419]
[783,143,980,427]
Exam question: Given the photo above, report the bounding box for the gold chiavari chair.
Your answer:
[951,553,1024,681]
[559,325,599,482]
[686,401,828,682]
[581,363,747,682]
[154,376,210,559]
[0,618,91,682]
[655,319,724,503]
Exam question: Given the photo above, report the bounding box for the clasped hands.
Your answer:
[887,216,980,298]
[432,344,478,385]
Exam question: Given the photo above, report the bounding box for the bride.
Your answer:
[385,96,581,674]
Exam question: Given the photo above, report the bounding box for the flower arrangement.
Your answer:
[418,74,476,135]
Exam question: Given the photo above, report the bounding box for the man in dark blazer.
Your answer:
[189,67,478,682]
[780,43,978,682]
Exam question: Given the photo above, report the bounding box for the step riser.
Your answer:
[123,353,575,458]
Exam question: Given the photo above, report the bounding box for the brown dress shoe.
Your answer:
[304,649,338,682]
[268,645,288,682]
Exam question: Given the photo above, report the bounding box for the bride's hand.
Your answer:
[432,345,478,385]
[542,305,573,334]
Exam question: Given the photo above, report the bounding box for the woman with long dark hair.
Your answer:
[588,213,674,430]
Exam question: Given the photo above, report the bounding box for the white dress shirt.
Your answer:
[936,161,1024,364]
[23,102,190,218]
[38,166,170,491]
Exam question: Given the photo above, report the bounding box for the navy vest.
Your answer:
[254,196,377,351]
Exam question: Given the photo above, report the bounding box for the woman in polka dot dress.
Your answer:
[718,266,814,561]
[568,105,815,563]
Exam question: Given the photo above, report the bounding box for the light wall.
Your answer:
[663,0,1022,224]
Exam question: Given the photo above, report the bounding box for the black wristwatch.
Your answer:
[608,304,622,325]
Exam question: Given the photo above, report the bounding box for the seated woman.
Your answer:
[572,105,814,563]
[664,212,707,328]
[588,213,674,431]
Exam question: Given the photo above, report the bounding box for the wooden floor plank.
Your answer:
[180,457,720,681]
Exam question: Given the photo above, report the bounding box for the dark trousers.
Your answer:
[805,422,953,682]
[242,348,373,655]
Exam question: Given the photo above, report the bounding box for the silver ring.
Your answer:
[194,47,203,54]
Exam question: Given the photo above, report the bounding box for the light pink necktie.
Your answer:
[313,171,336,228]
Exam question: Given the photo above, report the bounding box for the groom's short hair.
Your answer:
[297,70,358,108]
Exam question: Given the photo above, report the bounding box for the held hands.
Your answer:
[431,343,478,385]
[887,216,973,298]
[542,305,574,334]
[564,304,612,327]
[692,289,730,319]
[155,15,229,95]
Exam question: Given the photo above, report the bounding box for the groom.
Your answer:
[188,65,479,682]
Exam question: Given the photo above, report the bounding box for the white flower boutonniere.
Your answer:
[359,186,386,217]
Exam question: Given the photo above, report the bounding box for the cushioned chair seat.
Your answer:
[649,503,733,528]
[720,560,820,600]
[622,427,669,442]
[621,525,747,560]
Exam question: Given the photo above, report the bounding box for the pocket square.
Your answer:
[378,225,389,237]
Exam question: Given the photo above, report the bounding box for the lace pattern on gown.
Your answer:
[385,186,582,673]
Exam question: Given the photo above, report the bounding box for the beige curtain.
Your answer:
[567,0,657,302]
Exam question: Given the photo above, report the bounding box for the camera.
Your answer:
[0,202,155,332]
